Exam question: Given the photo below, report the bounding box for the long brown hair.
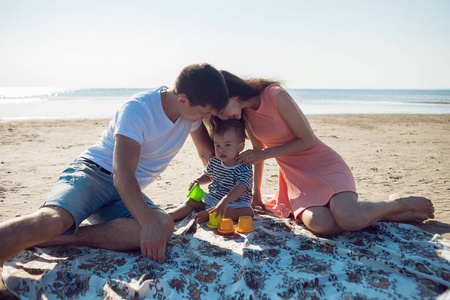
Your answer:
[220,70,283,101]
[207,71,283,133]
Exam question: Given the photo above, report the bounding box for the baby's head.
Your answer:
[212,119,246,165]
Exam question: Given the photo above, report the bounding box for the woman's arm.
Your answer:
[246,127,266,208]
[236,91,314,165]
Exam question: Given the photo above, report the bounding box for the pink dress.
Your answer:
[244,85,356,221]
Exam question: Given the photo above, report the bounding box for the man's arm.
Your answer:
[190,123,214,166]
[113,134,170,263]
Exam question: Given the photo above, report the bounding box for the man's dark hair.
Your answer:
[212,119,247,143]
[174,63,229,112]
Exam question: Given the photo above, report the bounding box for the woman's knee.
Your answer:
[335,216,368,232]
[329,193,370,231]
[301,207,343,235]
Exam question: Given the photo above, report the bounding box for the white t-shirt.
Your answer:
[81,86,202,189]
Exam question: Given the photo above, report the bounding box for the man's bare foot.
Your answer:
[383,194,435,222]
[194,211,209,223]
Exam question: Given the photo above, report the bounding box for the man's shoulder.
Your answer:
[120,87,165,118]
[127,87,164,104]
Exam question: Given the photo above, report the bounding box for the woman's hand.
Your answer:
[251,192,266,211]
[236,149,267,165]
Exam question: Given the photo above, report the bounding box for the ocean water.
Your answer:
[0,87,449,120]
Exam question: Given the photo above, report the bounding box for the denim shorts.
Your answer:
[43,157,161,235]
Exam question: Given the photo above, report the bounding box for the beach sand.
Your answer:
[0,114,449,298]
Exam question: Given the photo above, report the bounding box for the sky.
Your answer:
[1,0,449,89]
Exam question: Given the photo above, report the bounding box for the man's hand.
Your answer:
[139,219,170,263]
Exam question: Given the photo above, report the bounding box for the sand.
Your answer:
[0,114,449,298]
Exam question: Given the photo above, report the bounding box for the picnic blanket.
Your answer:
[3,212,450,299]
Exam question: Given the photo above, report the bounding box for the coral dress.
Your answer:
[244,85,356,221]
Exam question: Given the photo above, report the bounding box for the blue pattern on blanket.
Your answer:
[3,213,449,299]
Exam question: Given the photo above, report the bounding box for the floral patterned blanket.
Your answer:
[2,212,450,299]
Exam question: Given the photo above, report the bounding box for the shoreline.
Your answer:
[1,114,449,298]
[1,111,449,122]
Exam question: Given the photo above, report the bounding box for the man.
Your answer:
[0,63,229,263]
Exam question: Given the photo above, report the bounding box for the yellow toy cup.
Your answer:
[206,212,222,229]
[218,218,235,236]
[236,216,255,233]
[187,183,205,202]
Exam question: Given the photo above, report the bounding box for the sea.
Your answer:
[0,87,449,120]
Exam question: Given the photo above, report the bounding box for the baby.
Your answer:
[169,119,253,223]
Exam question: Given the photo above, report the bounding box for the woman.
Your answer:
[215,70,435,234]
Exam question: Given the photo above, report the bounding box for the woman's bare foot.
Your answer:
[381,210,429,223]
[382,194,435,223]
[194,210,209,223]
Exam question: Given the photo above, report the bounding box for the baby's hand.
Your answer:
[188,180,199,191]
[209,200,229,218]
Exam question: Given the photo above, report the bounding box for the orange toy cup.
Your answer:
[187,183,205,202]
[236,216,255,233]
[218,218,235,235]
[206,212,222,229]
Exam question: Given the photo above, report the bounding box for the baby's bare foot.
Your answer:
[195,211,209,223]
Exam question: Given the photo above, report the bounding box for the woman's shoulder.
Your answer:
[262,84,285,97]
[261,84,286,109]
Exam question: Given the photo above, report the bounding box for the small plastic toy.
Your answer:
[206,212,222,228]
[218,218,235,235]
[236,216,255,233]
[187,183,205,202]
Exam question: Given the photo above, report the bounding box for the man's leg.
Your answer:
[39,208,173,251]
[0,206,74,263]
